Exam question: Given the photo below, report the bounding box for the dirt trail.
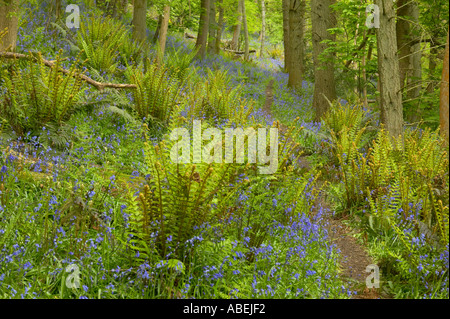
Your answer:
[262,89,382,299]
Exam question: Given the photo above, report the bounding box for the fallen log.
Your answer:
[183,33,256,56]
[223,48,256,55]
[0,51,137,91]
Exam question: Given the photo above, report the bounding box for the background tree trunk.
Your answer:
[230,0,243,51]
[152,14,163,44]
[282,0,290,73]
[132,0,147,43]
[311,0,337,120]
[241,0,249,61]
[287,0,306,91]
[397,0,421,96]
[440,29,449,146]
[398,1,422,121]
[215,0,224,54]
[375,0,404,139]
[0,0,19,52]
[207,0,217,53]
[156,5,170,67]
[260,0,266,58]
[196,0,210,59]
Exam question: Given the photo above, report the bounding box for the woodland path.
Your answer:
[262,85,383,299]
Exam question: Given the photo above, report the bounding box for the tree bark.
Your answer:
[241,0,249,61]
[196,0,210,59]
[215,0,224,54]
[440,29,449,146]
[287,0,306,91]
[208,0,217,53]
[0,0,19,52]
[397,0,422,121]
[132,0,147,43]
[375,0,403,140]
[311,0,337,121]
[282,0,290,73]
[397,0,421,94]
[156,5,170,67]
[260,0,266,58]
[230,0,243,51]
[152,14,163,44]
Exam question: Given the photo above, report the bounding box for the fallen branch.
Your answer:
[0,51,137,91]
[184,33,256,56]
[223,48,257,55]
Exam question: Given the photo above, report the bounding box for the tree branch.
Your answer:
[0,51,137,91]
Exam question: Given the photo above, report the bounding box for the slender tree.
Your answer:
[241,0,249,61]
[260,0,266,58]
[282,0,290,73]
[375,0,403,139]
[0,0,19,52]
[230,0,243,51]
[156,5,170,67]
[196,0,210,59]
[132,0,147,43]
[215,0,224,54]
[311,0,337,120]
[440,29,449,146]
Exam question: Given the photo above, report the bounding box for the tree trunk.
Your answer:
[156,5,170,67]
[207,0,217,53]
[132,0,147,43]
[440,29,449,146]
[399,1,422,122]
[230,0,243,51]
[196,0,210,59]
[55,0,62,20]
[260,0,266,58]
[241,0,249,61]
[375,0,403,140]
[152,14,163,44]
[287,0,306,91]
[0,0,19,52]
[427,44,438,93]
[397,0,421,95]
[215,0,224,54]
[396,0,410,91]
[311,0,337,121]
[282,0,290,73]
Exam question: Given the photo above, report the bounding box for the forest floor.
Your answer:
[262,84,383,299]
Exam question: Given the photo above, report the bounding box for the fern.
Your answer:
[76,15,129,73]
[0,51,86,141]
[126,62,180,126]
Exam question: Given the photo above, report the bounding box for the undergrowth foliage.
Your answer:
[0,51,86,142]
[325,103,449,297]
[76,16,129,73]
[126,63,180,125]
